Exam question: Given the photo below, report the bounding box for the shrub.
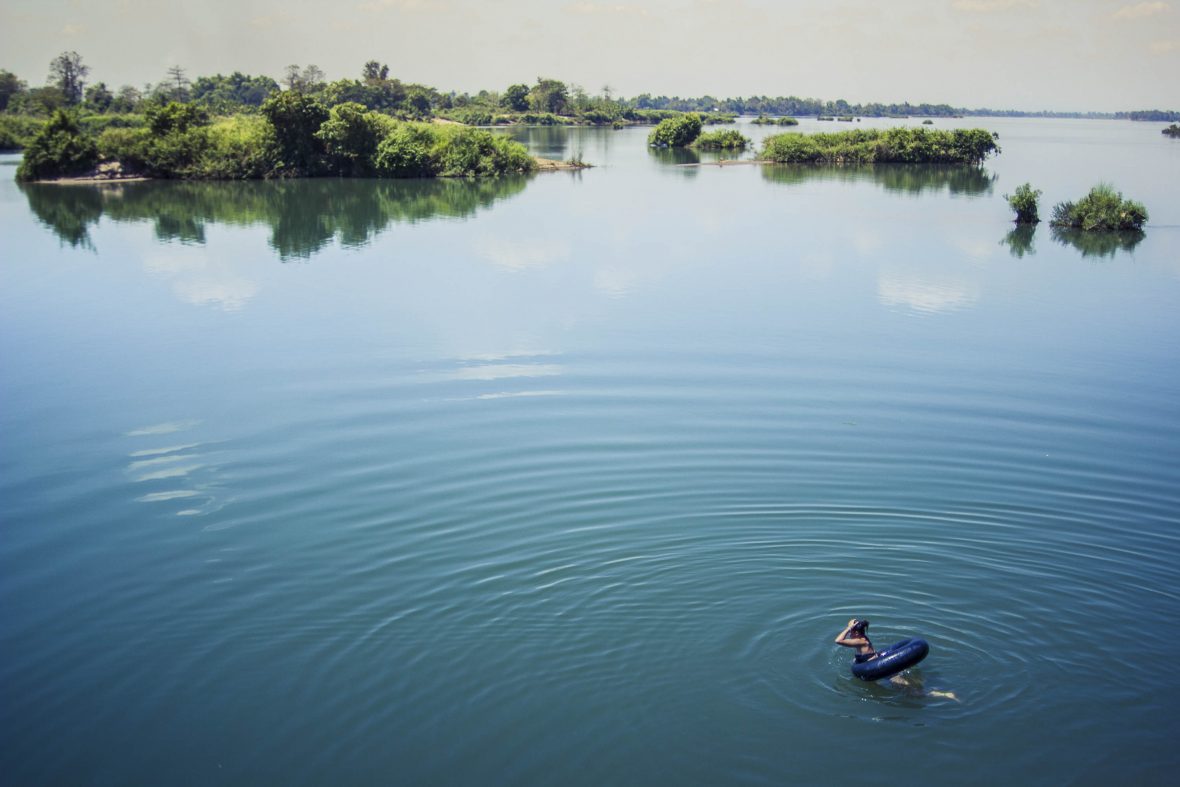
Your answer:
[315,102,396,176]
[15,110,98,180]
[692,129,750,150]
[0,115,44,151]
[1049,184,1148,231]
[432,126,535,177]
[98,123,210,178]
[1163,124,1180,138]
[373,123,437,177]
[195,116,275,179]
[146,102,209,135]
[1005,182,1041,224]
[648,113,703,147]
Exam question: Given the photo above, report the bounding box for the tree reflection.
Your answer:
[20,176,530,260]
[761,163,995,196]
[1050,227,1145,259]
[19,183,105,250]
[1001,224,1036,258]
[648,146,701,172]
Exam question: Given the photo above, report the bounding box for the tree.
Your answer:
[165,65,190,102]
[527,77,568,115]
[647,113,702,147]
[284,64,326,94]
[49,51,88,105]
[84,82,114,112]
[15,109,98,181]
[191,72,279,111]
[111,85,143,113]
[362,61,389,83]
[260,89,329,174]
[0,70,27,111]
[1005,183,1041,224]
[315,101,392,176]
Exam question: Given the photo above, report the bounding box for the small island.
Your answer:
[1050,184,1148,231]
[1163,124,1180,138]
[760,127,999,165]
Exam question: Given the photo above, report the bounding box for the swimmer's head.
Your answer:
[850,619,870,635]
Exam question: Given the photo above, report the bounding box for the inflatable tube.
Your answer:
[850,638,929,681]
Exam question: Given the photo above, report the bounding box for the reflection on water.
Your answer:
[762,163,996,196]
[1051,226,1145,259]
[648,147,701,169]
[20,183,105,250]
[1001,224,1037,258]
[19,177,530,259]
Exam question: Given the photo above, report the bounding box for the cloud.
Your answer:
[953,0,1036,11]
[1150,37,1180,52]
[565,2,653,17]
[358,0,448,12]
[1112,2,1170,20]
[878,275,979,315]
[476,236,572,272]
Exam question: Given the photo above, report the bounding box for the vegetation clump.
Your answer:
[752,115,798,126]
[648,113,703,147]
[691,129,750,150]
[0,115,45,151]
[1163,124,1180,138]
[15,110,98,180]
[1049,184,1148,231]
[760,127,999,165]
[1005,182,1041,224]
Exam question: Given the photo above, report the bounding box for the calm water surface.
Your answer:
[2,119,1179,785]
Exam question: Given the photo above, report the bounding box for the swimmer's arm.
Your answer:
[834,624,868,647]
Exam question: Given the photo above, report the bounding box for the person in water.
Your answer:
[835,618,958,700]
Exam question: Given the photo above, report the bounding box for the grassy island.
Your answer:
[760,127,999,165]
[751,115,799,126]
[648,113,703,148]
[1050,184,1148,231]
[16,96,546,182]
[691,129,750,150]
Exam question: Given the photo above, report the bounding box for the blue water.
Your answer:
[2,118,1179,785]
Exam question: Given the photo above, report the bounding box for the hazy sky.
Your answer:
[1,0,1177,111]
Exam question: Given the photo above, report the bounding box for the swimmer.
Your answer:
[835,618,958,701]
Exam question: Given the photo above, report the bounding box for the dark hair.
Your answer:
[851,619,870,634]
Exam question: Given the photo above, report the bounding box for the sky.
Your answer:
[1,0,1177,112]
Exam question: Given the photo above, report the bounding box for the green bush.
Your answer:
[432,126,535,177]
[1049,184,1148,231]
[761,127,999,165]
[15,110,98,181]
[1005,182,1041,224]
[98,124,210,178]
[0,115,44,151]
[146,102,210,135]
[194,116,275,179]
[315,102,396,176]
[648,113,703,147]
[373,123,437,177]
[692,129,750,150]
